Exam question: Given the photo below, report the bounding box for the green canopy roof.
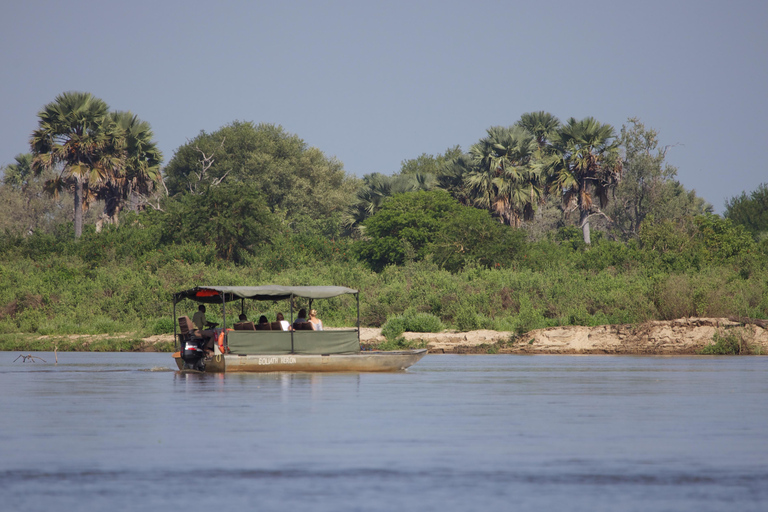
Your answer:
[173,285,358,304]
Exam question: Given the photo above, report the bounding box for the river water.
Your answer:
[1,352,766,512]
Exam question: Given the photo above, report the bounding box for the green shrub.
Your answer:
[454,303,482,332]
[381,311,445,341]
[151,317,175,335]
[698,330,752,355]
[381,316,407,341]
[403,312,445,333]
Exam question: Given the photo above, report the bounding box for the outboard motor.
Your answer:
[181,338,206,371]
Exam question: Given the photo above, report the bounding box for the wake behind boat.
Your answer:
[172,285,426,373]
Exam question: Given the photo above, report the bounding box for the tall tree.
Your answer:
[399,146,463,175]
[0,153,69,234]
[607,118,709,239]
[547,117,622,244]
[516,111,561,152]
[164,121,358,234]
[30,92,123,238]
[465,126,541,227]
[724,183,768,240]
[94,111,163,228]
[346,172,434,232]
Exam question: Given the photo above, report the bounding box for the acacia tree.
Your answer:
[0,153,72,234]
[164,121,358,235]
[606,118,709,240]
[547,117,622,245]
[30,92,124,238]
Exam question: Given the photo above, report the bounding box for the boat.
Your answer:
[172,285,427,373]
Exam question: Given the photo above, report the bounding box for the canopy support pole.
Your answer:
[290,293,295,354]
[221,293,227,350]
[356,293,360,343]
[173,296,178,351]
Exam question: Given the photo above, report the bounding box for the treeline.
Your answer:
[1,92,767,342]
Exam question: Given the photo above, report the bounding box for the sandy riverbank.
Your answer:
[361,317,768,355]
[26,317,766,354]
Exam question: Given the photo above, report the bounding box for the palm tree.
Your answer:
[345,172,435,232]
[548,117,622,244]
[436,152,474,206]
[95,111,163,227]
[465,126,540,226]
[516,111,561,152]
[2,153,34,188]
[30,92,123,238]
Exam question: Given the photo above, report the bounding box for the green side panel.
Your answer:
[226,330,360,355]
[293,330,360,354]
[227,331,293,354]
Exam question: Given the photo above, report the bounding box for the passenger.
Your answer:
[238,313,248,322]
[295,309,308,323]
[308,309,323,331]
[258,315,269,326]
[276,312,292,331]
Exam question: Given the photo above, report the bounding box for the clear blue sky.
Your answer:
[2,0,766,213]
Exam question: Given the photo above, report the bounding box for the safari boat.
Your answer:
[172,285,427,373]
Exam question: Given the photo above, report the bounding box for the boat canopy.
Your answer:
[173,285,358,304]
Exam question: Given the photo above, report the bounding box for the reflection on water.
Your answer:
[1,353,767,512]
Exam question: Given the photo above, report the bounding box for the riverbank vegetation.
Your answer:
[1,93,766,351]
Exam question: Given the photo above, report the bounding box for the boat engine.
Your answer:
[181,338,206,371]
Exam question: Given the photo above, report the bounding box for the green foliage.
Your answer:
[381,310,445,340]
[698,329,752,355]
[151,317,175,335]
[400,146,463,175]
[607,118,711,240]
[355,190,463,270]
[163,121,358,226]
[355,190,526,272]
[160,182,277,263]
[381,316,407,341]
[724,183,768,239]
[431,205,527,272]
[4,115,768,349]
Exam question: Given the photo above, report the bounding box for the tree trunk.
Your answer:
[580,208,591,245]
[74,177,83,239]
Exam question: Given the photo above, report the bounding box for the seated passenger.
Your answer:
[309,309,323,331]
[276,312,292,331]
[255,315,271,330]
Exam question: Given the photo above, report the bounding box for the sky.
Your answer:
[2,0,766,213]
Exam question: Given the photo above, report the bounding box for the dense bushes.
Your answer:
[0,200,766,339]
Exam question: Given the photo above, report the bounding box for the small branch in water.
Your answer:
[14,354,47,363]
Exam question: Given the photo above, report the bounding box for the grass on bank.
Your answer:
[0,333,176,352]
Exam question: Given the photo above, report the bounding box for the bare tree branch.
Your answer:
[188,137,226,194]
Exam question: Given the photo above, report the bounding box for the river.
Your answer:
[1,353,766,511]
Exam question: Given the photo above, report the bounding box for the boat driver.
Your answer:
[192,305,217,354]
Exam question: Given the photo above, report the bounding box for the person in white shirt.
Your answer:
[276,312,291,331]
[309,309,323,331]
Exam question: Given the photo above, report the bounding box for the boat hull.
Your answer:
[174,349,427,373]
